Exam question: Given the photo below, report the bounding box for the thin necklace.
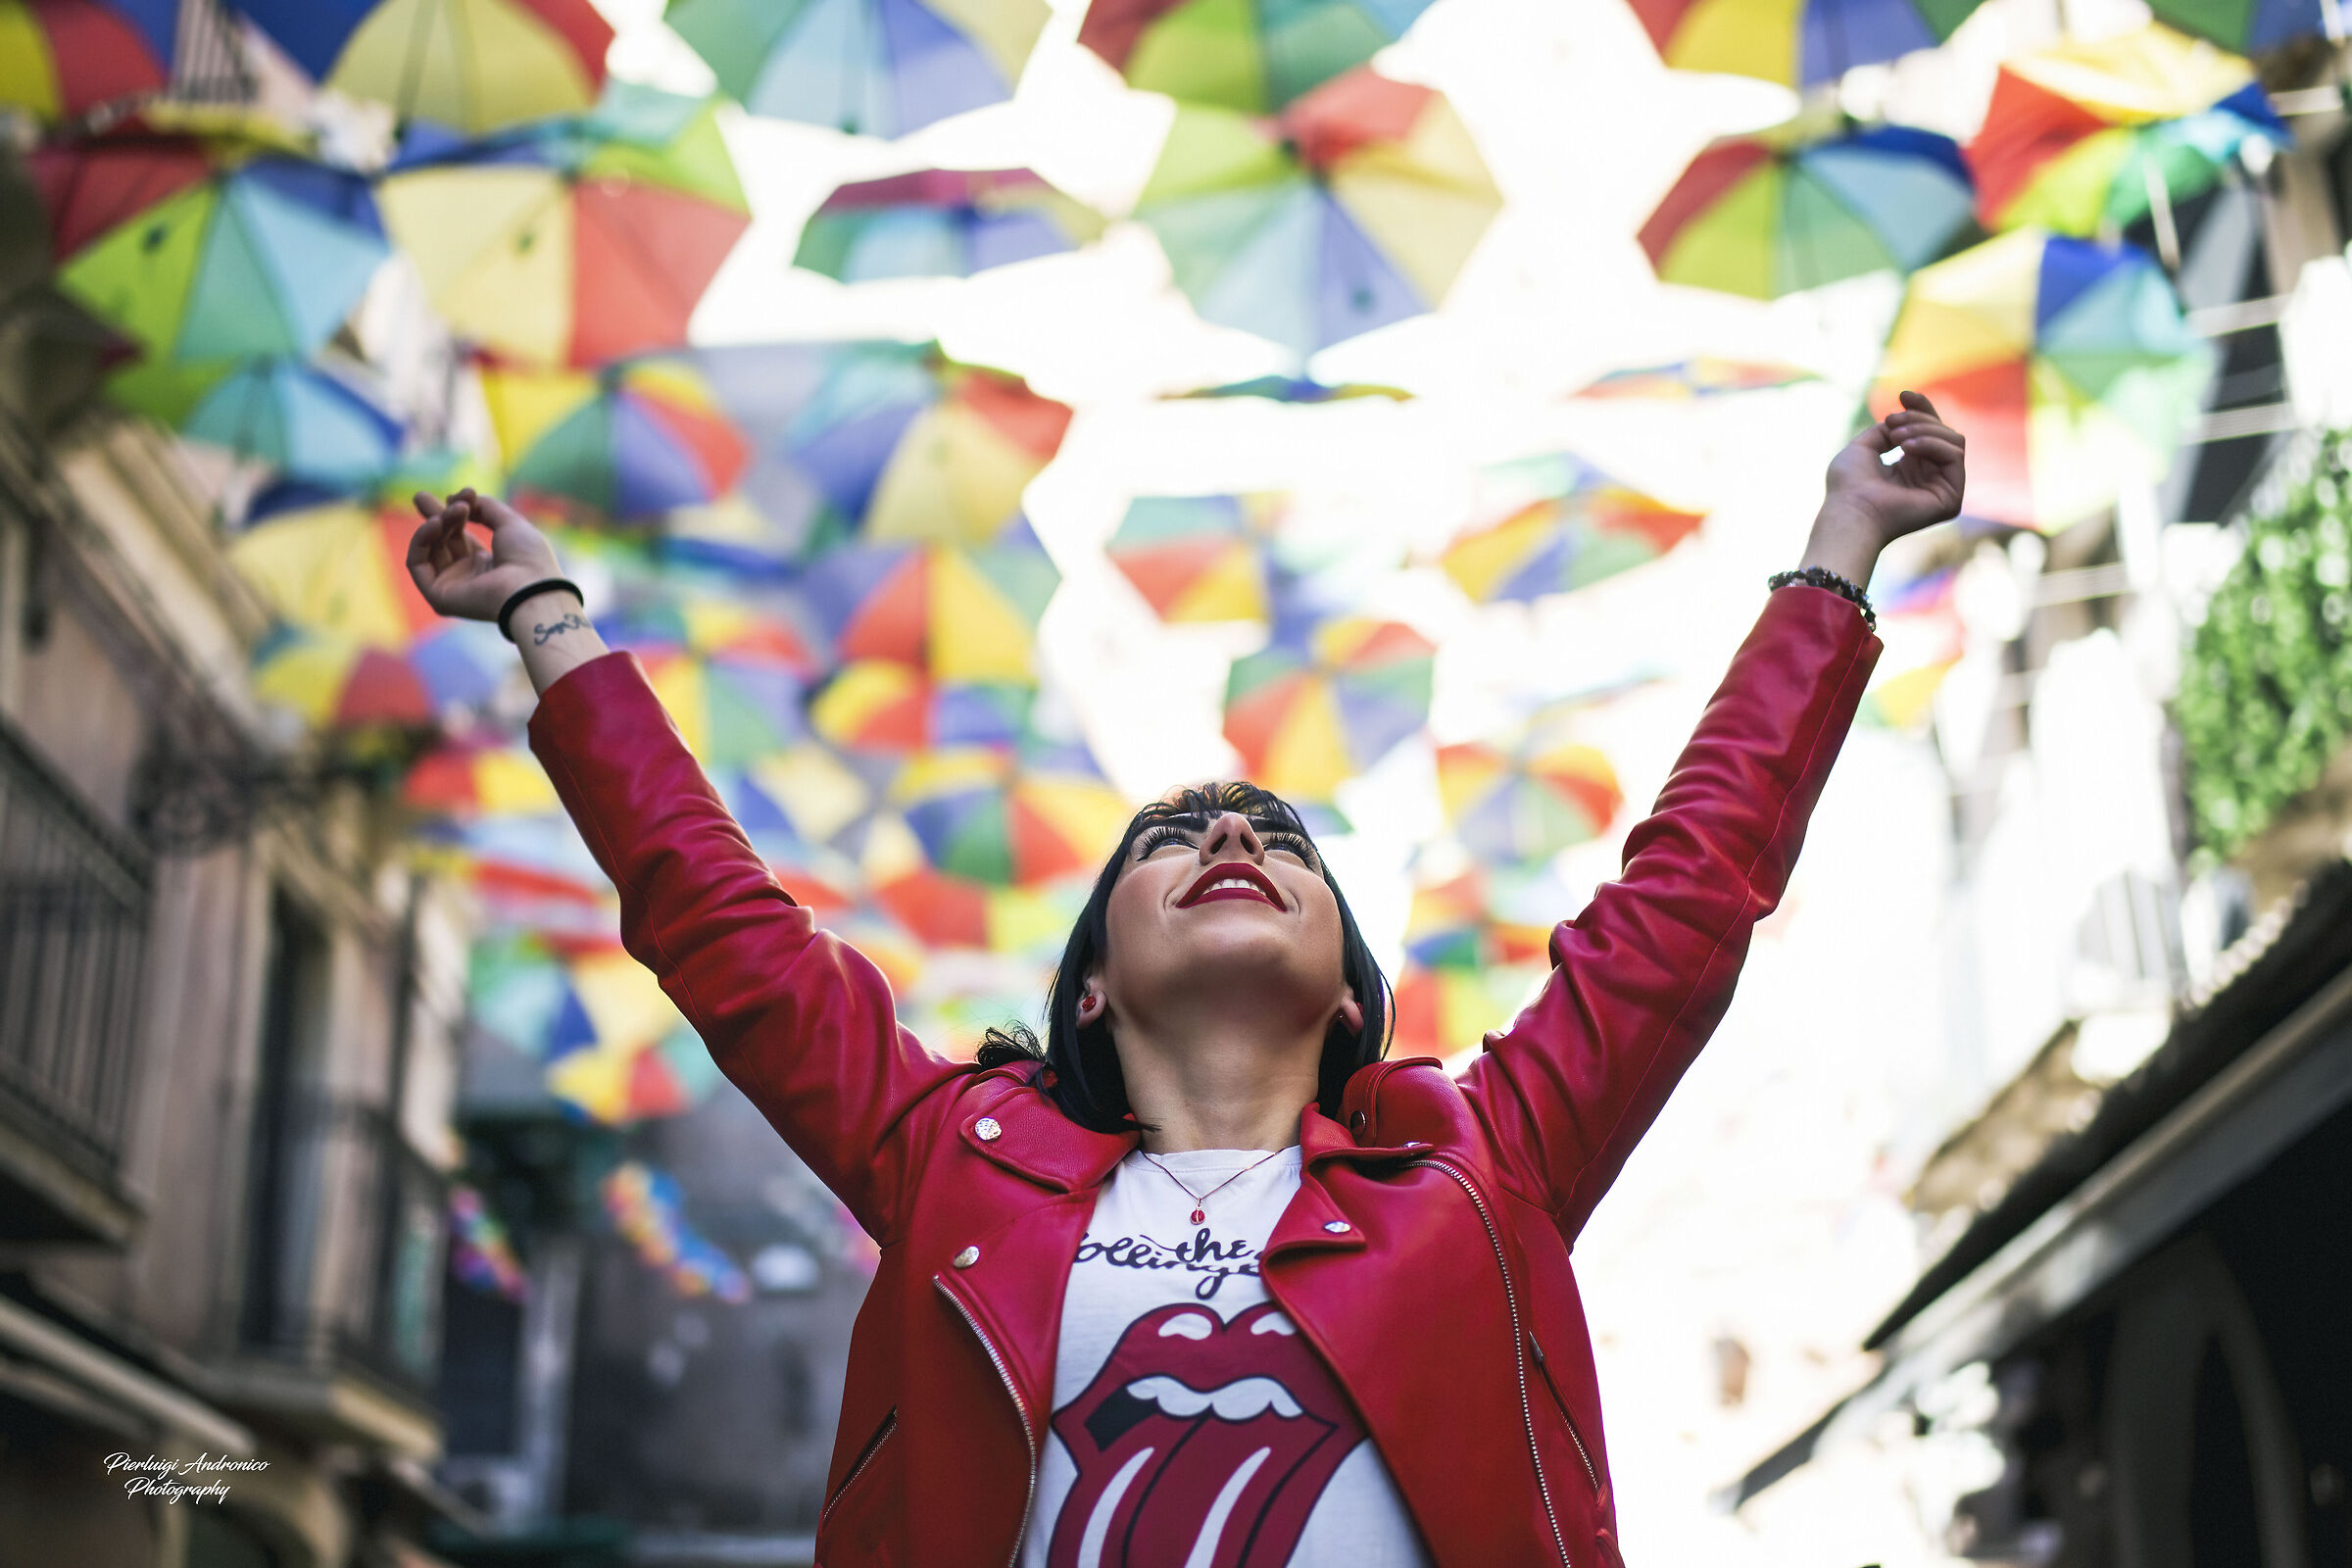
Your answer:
[1139,1148,1288,1226]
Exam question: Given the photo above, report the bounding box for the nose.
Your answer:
[1199,811,1265,863]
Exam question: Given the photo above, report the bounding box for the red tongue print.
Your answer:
[1048,1301,1366,1567]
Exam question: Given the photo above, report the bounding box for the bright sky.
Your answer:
[575,0,2163,1559]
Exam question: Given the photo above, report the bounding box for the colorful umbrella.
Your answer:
[665,0,1048,137]
[33,122,389,414]
[414,811,615,932]
[449,1186,529,1300]
[1078,0,1437,113]
[593,587,827,682]
[603,1159,751,1298]
[1400,865,1556,970]
[1391,961,1531,1059]
[406,737,564,814]
[802,518,1059,685]
[1134,69,1500,360]
[795,168,1103,282]
[227,496,445,646]
[1436,736,1623,865]
[891,744,1130,886]
[1869,228,2212,531]
[1859,567,1965,729]
[693,341,1072,552]
[1171,375,1411,402]
[1573,359,1818,399]
[1105,493,1287,623]
[1966,26,2286,236]
[0,0,174,122]
[252,624,452,728]
[2144,0,2327,53]
[869,864,1085,954]
[809,660,1032,753]
[1641,120,1976,300]
[1629,0,1987,89]
[634,646,807,767]
[1442,454,1705,604]
[180,358,405,484]
[377,84,750,367]
[1223,615,1434,801]
[229,0,613,133]
[483,356,749,520]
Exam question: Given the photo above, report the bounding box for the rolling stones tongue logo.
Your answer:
[1046,1301,1365,1567]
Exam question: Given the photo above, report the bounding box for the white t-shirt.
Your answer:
[1017,1147,1434,1568]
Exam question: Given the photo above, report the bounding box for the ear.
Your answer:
[1335,996,1363,1036]
[1076,984,1107,1024]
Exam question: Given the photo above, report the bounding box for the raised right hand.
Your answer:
[406,488,566,621]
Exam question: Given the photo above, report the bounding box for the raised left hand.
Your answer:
[1823,389,1966,546]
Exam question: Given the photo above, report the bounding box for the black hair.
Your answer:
[976,781,1393,1134]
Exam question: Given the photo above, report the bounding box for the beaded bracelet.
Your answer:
[496,577,587,644]
[1767,565,1876,632]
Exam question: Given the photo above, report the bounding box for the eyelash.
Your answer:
[1134,825,1315,863]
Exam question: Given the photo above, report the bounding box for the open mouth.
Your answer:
[1176,863,1284,909]
[1047,1302,1363,1567]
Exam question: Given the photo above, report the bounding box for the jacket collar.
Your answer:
[957,1070,1136,1193]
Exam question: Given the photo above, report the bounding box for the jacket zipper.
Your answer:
[818,1408,897,1531]
[935,1276,1039,1568]
[1528,1333,1602,1494]
[1409,1157,1572,1568]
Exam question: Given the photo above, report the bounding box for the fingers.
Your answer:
[1890,434,1963,470]
[468,491,528,531]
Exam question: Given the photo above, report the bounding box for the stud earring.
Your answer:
[1077,991,1104,1024]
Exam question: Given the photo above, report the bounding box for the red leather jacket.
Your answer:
[527,585,1878,1567]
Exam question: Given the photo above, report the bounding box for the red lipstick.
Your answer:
[1176,861,1285,909]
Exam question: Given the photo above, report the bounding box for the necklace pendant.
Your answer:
[1189,1207,1205,1226]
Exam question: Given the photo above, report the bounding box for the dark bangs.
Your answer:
[976,781,1393,1135]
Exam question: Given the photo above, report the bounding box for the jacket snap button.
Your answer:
[974,1117,1002,1142]
[952,1245,980,1268]
[1348,1111,1366,1132]
[1323,1220,1350,1234]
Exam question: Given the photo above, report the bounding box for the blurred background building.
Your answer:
[3,0,2352,1566]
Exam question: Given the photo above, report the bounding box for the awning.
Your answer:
[0,1293,253,1454]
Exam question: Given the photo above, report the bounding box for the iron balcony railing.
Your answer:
[240,1092,448,1405]
[0,715,151,1191]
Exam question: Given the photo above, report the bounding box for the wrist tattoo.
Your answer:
[531,612,589,646]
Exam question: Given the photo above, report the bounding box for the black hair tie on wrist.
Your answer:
[1768,565,1876,632]
[496,577,587,644]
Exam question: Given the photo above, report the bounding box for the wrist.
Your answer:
[496,577,586,643]
[1798,503,1883,587]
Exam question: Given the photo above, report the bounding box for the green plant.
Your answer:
[2177,432,2352,858]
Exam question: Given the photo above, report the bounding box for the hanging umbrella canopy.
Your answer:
[483,356,749,520]
[32,115,390,415]
[1170,375,1411,402]
[1134,69,1500,361]
[1223,614,1434,802]
[377,84,750,368]
[180,358,405,484]
[633,646,807,767]
[1630,0,1986,89]
[594,586,828,681]
[1870,228,2212,531]
[1642,119,1976,300]
[229,0,612,133]
[1078,0,1437,114]
[1391,961,1530,1059]
[809,659,1032,753]
[2144,0,2327,53]
[1966,25,2286,235]
[0,0,174,122]
[693,341,1073,554]
[891,743,1130,886]
[869,864,1085,954]
[1442,453,1704,604]
[407,736,565,814]
[1858,566,1965,729]
[665,0,1048,137]
[1398,865,1553,968]
[1572,358,1818,399]
[795,168,1103,282]
[1105,493,1287,623]
[252,624,456,728]
[227,495,447,646]
[1436,737,1623,866]
[802,516,1059,685]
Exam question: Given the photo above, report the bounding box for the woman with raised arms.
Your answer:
[409,392,1964,1568]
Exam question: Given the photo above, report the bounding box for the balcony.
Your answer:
[220,1093,449,1457]
[0,715,148,1243]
